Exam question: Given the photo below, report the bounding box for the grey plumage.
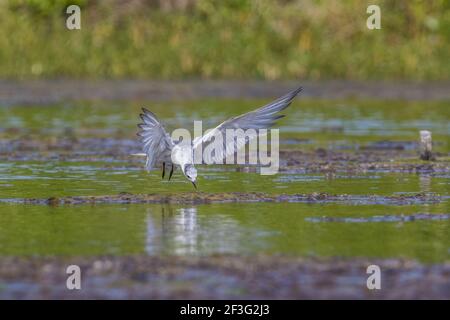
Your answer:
[137,108,173,171]
[193,86,303,164]
[137,86,303,178]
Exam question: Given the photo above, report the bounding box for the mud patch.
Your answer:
[1,191,445,206]
[280,150,450,174]
[0,138,449,174]
[0,255,448,299]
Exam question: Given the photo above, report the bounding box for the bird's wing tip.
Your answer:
[294,86,303,95]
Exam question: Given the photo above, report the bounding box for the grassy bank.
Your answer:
[1,0,449,80]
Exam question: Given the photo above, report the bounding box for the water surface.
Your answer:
[0,98,448,262]
[0,99,448,151]
[0,202,448,262]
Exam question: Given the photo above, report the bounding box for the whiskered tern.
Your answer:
[135,86,303,188]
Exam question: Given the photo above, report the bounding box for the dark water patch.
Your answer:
[281,138,313,145]
[0,137,140,156]
[361,140,418,151]
[306,213,450,223]
[1,80,450,107]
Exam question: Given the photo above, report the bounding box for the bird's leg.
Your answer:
[162,162,166,179]
[168,164,174,181]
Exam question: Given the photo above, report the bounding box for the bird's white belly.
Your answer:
[171,145,194,167]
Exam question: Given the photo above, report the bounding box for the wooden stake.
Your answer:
[419,130,433,161]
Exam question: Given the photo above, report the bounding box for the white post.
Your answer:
[419,130,433,160]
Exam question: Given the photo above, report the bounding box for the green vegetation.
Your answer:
[1,0,449,80]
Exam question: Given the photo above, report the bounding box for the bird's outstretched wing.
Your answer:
[193,86,302,164]
[137,108,174,171]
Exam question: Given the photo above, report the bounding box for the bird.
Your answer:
[136,86,303,188]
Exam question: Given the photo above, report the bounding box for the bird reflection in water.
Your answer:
[145,205,259,255]
[145,205,199,255]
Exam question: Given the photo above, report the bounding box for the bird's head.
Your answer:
[183,165,197,189]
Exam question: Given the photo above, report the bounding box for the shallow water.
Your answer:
[0,99,448,151]
[0,161,448,198]
[0,202,448,262]
[0,98,448,262]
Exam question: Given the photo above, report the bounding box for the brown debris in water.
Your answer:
[11,191,444,206]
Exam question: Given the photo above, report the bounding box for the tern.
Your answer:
[136,86,303,188]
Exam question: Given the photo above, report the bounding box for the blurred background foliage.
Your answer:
[1,0,449,80]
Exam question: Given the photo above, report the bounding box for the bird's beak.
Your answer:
[191,181,197,189]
